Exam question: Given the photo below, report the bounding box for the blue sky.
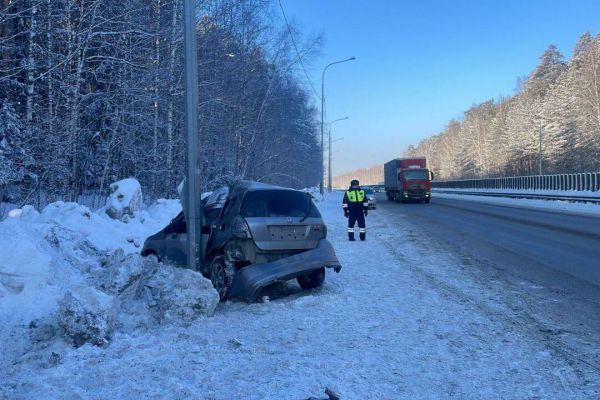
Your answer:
[280,0,600,176]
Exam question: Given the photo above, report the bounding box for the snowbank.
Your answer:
[144,265,219,322]
[433,187,600,198]
[0,194,216,368]
[433,192,600,216]
[105,178,143,220]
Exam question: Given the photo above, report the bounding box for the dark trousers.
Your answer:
[348,210,366,240]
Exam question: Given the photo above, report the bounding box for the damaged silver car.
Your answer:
[141,181,341,301]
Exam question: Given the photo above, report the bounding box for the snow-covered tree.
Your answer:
[405,34,600,179]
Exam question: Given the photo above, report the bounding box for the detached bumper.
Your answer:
[228,239,342,302]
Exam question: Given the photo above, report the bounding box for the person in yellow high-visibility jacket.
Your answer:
[342,179,369,241]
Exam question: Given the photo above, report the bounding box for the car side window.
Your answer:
[167,212,187,234]
[204,187,229,210]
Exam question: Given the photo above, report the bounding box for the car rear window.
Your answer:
[241,190,321,218]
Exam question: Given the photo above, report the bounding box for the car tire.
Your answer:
[210,256,234,301]
[297,267,325,290]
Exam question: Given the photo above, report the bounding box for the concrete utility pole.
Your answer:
[183,0,201,271]
[320,57,355,195]
[539,126,543,176]
[327,117,349,192]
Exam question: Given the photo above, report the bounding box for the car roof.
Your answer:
[228,180,304,197]
[233,180,283,190]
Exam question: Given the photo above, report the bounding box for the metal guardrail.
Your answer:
[431,189,600,204]
[432,172,600,192]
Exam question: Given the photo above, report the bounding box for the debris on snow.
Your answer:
[306,387,341,400]
[325,387,341,400]
[229,337,244,349]
[58,285,117,347]
[105,178,143,220]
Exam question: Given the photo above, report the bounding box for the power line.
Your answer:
[277,0,321,100]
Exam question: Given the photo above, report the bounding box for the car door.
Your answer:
[163,212,188,266]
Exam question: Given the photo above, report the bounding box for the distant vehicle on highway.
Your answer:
[371,184,385,193]
[384,157,433,203]
[141,181,341,301]
[363,187,377,209]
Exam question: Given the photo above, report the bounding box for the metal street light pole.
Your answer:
[320,57,355,195]
[538,126,543,176]
[183,0,201,271]
[328,116,349,192]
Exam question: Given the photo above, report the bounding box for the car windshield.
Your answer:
[402,170,428,180]
[363,188,374,195]
[241,190,321,218]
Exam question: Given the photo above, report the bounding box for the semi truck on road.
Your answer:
[384,157,433,203]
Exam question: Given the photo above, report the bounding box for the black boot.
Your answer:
[348,232,355,241]
[360,233,366,241]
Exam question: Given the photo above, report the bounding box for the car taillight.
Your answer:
[312,224,327,239]
[232,216,251,239]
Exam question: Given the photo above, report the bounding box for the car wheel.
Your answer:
[297,267,325,290]
[210,256,234,301]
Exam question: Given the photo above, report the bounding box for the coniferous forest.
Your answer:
[407,34,600,180]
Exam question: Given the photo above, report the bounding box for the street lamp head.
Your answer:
[349,57,356,60]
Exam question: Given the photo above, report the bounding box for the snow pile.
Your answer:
[34,196,181,254]
[95,249,219,324]
[58,286,117,347]
[144,265,219,322]
[0,190,217,366]
[0,201,17,219]
[105,178,143,220]
[96,249,156,295]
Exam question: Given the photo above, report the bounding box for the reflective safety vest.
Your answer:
[346,189,365,203]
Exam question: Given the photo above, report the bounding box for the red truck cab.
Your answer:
[384,157,433,203]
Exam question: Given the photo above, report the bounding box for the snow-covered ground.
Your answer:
[433,191,600,216]
[2,192,599,399]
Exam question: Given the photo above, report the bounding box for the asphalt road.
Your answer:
[375,193,600,374]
